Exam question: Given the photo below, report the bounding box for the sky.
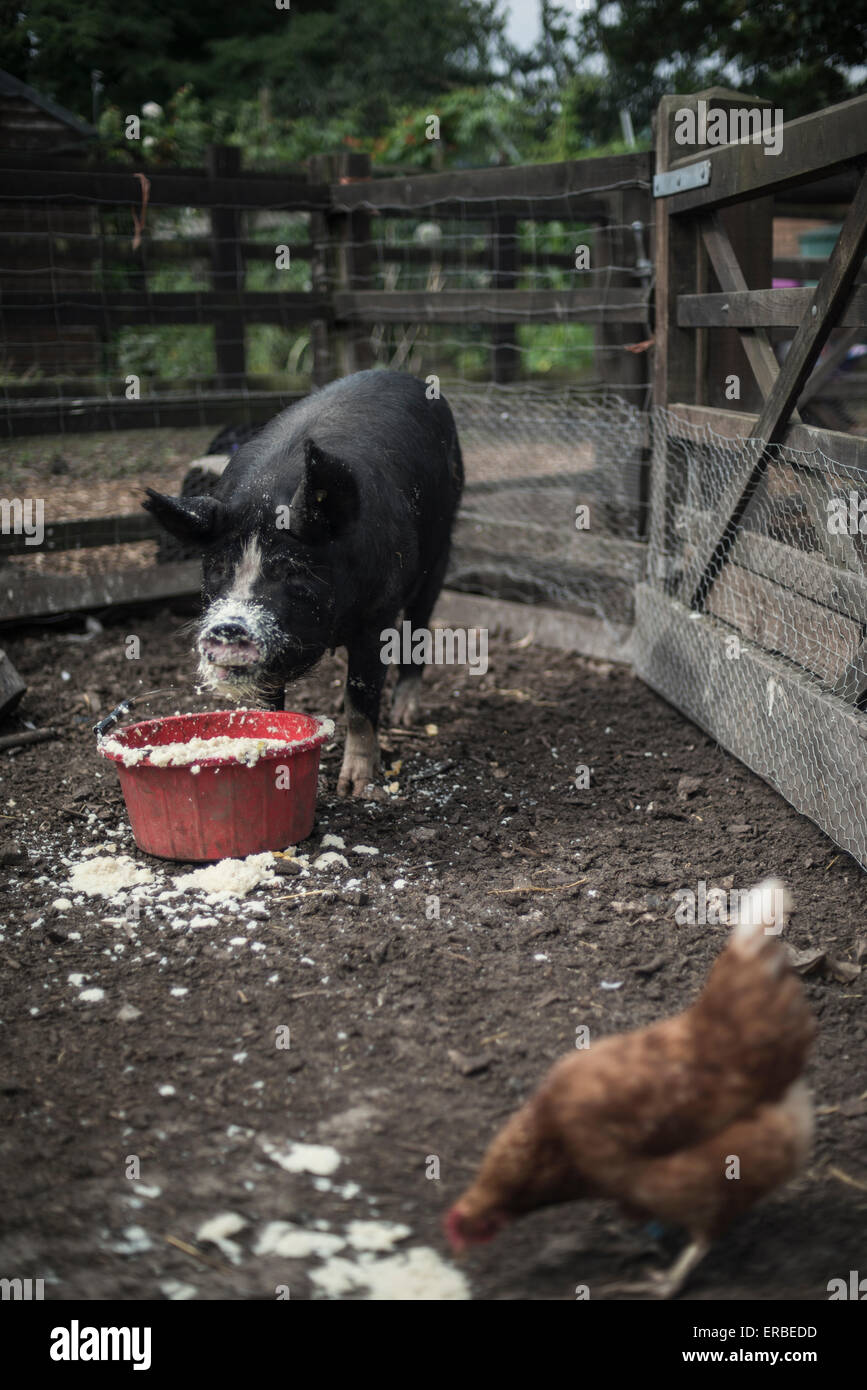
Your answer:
[502,0,594,49]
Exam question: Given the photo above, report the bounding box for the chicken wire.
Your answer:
[634,406,867,868]
[444,382,647,623]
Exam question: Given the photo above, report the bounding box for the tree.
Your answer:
[579,0,867,132]
[2,0,507,136]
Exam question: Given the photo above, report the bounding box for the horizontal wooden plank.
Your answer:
[434,589,633,664]
[330,152,652,216]
[447,539,639,622]
[0,512,160,556]
[0,561,201,623]
[662,93,867,214]
[0,166,328,210]
[333,288,649,324]
[774,202,853,221]
[676,503,867,622]
[0,392,300,437]
[0,235,595,273]
[679,285,867,328]
[0,290,329,326]
[0,154,308,178]
[632,583,867,867]
[807,373,867,399]
[772,170,861,209]
[0,236,317,264]
[664,401,867,475]
[703,557,862,686]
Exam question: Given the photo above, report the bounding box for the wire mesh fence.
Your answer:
[634,406,867,867]
[0,147,652,434]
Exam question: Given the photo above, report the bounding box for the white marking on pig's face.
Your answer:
[197,538,283,701]
[227,536,263,600]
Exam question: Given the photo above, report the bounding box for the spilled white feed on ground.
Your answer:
[258,1137,342,1176]
[69,856,154,898]
[254,1223,346,1260]
[351,845,379,856]
[345,1220,411,1252]
[310,1247,470,1301]
[320,833,346,850]
[313,852,350,871]
[160,1280,198,1301]
[196,1212,247,1264]
[173,853,276,899]
[112,1226,153,1256]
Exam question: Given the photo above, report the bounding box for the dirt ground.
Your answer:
[0,607,865,1302]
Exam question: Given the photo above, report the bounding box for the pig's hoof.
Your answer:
[337,757,377,798]
[391,677,422,728]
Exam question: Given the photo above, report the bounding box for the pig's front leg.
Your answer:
[337,638,385,798]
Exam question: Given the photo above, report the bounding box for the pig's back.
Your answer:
[224,371,462,512]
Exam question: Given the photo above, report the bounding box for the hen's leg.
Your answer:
[597,1237,710,1300]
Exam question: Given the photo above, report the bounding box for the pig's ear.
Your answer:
[142,490,227,544]
[288,441,359,542]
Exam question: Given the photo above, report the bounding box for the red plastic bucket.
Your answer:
[98,709,333,861]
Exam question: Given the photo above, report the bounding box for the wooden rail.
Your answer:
[0,144,652,432]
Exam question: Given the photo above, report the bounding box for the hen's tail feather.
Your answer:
[731,877,790,957]
[696,877,813,1107]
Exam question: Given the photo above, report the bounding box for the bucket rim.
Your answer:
[97,708,335,770]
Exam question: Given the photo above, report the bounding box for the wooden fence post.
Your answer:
[651,93,710,576]
[308,153,338,387]
[596,186,651,532]
[335,151,375,375]
[491,213,519,382]
[207,144,246,392]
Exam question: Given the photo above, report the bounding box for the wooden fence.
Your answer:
[634,86,867,864]
[0,133,859,434]
[0,145,652,435]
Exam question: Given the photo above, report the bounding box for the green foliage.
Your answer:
[95,86,227,166]
[5,0,506,137]
[580,1,867,132]
[372,88,531,170]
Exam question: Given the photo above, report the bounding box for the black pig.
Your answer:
[144,370,464,796]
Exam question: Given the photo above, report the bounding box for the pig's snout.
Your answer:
[199,619,263,671]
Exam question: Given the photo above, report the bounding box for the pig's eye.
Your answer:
[203,554,233,587]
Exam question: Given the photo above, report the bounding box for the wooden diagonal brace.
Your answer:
[699,214,792,408]
[690,165,867,612]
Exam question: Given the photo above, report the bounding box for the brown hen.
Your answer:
[445,879,815,1297]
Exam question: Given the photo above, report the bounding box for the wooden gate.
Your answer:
[635,88,867,864]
